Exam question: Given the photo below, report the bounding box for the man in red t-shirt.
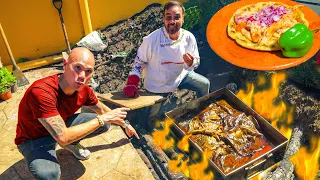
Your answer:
[15,47,139,180]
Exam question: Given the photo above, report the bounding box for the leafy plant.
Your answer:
[183,0,237,32]
[0,67,16,94]
[183,6,200,30]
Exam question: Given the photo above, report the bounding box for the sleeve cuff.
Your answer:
[129,71,141,78]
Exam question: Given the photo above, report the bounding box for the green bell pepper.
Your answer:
[279,23,314,58]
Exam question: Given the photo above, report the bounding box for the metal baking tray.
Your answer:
[165,88,288,179]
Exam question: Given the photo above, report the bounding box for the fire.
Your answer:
[257,74,266,86]
[168,153,190,176]
[236,72,293,139]
[253,73,286,120]
[188,150,214,180]
[290,136,320,180]
[168,150,214,180]
[237,83,254,107]
[177,134,191,152]
[152,118,175,150]
[152,118,215,179]
[169,132,214,179]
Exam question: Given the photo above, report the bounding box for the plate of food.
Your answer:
[206,0,320,70]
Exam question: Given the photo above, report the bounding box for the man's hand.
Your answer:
[183,53,194,67]
[125,125,140,139]
[101,107,130,124]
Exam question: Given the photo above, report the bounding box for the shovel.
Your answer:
[53,0,71,54]
[0,23,29,87]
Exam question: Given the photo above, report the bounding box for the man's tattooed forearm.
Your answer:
[39,116,65,137]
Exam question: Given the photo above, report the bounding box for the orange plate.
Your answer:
[206,0,320,70]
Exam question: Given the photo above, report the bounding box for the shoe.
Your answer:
[225,83,238,93]
[64,143,90,160]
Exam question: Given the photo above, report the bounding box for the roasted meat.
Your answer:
[180,99,267,174]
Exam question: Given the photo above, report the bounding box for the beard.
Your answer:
[166,24,180,35]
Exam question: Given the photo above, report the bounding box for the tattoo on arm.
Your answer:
[38,116,66,138]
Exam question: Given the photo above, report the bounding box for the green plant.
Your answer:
[0,67,16,94]
[183,0,237,32]
[183,6,200,30]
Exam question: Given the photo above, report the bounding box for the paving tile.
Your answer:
[0,111,7,128]
[116,147,155,180]
[101,169,132,180]
[0,101,8,112]
[0,130,23,172]
[3,99,19,122]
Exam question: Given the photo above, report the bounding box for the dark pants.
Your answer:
[17,113,110,180]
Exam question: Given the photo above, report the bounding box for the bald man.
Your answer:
[15,47,139,180]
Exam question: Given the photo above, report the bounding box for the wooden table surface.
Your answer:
[97,91,166,110]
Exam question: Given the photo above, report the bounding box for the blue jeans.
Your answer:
[148,71,210,119]
[17,113,110,180]
[178,71,210,98]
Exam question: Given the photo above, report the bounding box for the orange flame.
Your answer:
[253,73,286,120]
[257,74,266,86]
[237,83,254,107]
[168,153,190,176]
[152,118,175,150]
[236,73,293,139]
[290,136,320,180]
[188,150,214,180]
[168,151,214,180]
[177,134,191,152]
[250,175,262,180]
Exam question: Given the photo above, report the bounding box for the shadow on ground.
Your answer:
[0,138,130,180]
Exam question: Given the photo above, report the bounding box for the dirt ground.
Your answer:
[87,4,319,138]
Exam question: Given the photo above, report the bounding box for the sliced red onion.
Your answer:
[236,5,289,27]
[273,15,280,22]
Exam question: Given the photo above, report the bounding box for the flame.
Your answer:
[250,175,262,180]
[188,150,214,180]
[152,118,175,150]
[153,118,214,179]
[257,74,266,86]
[236,72,320,179]
[253,73,286,120]
[237,83,255,107]
[177,134,191,152]
[236,73,293,139]
[168,153,190,176]
[168,151,214,180]
[290,136,320,180]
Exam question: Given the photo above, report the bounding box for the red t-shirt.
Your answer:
[15,74,98,145]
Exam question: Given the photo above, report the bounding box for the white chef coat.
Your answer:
[130,27,200,93]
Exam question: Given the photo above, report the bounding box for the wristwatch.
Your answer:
[122,120,130,128]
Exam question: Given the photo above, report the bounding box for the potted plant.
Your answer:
[0,67,16,100]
